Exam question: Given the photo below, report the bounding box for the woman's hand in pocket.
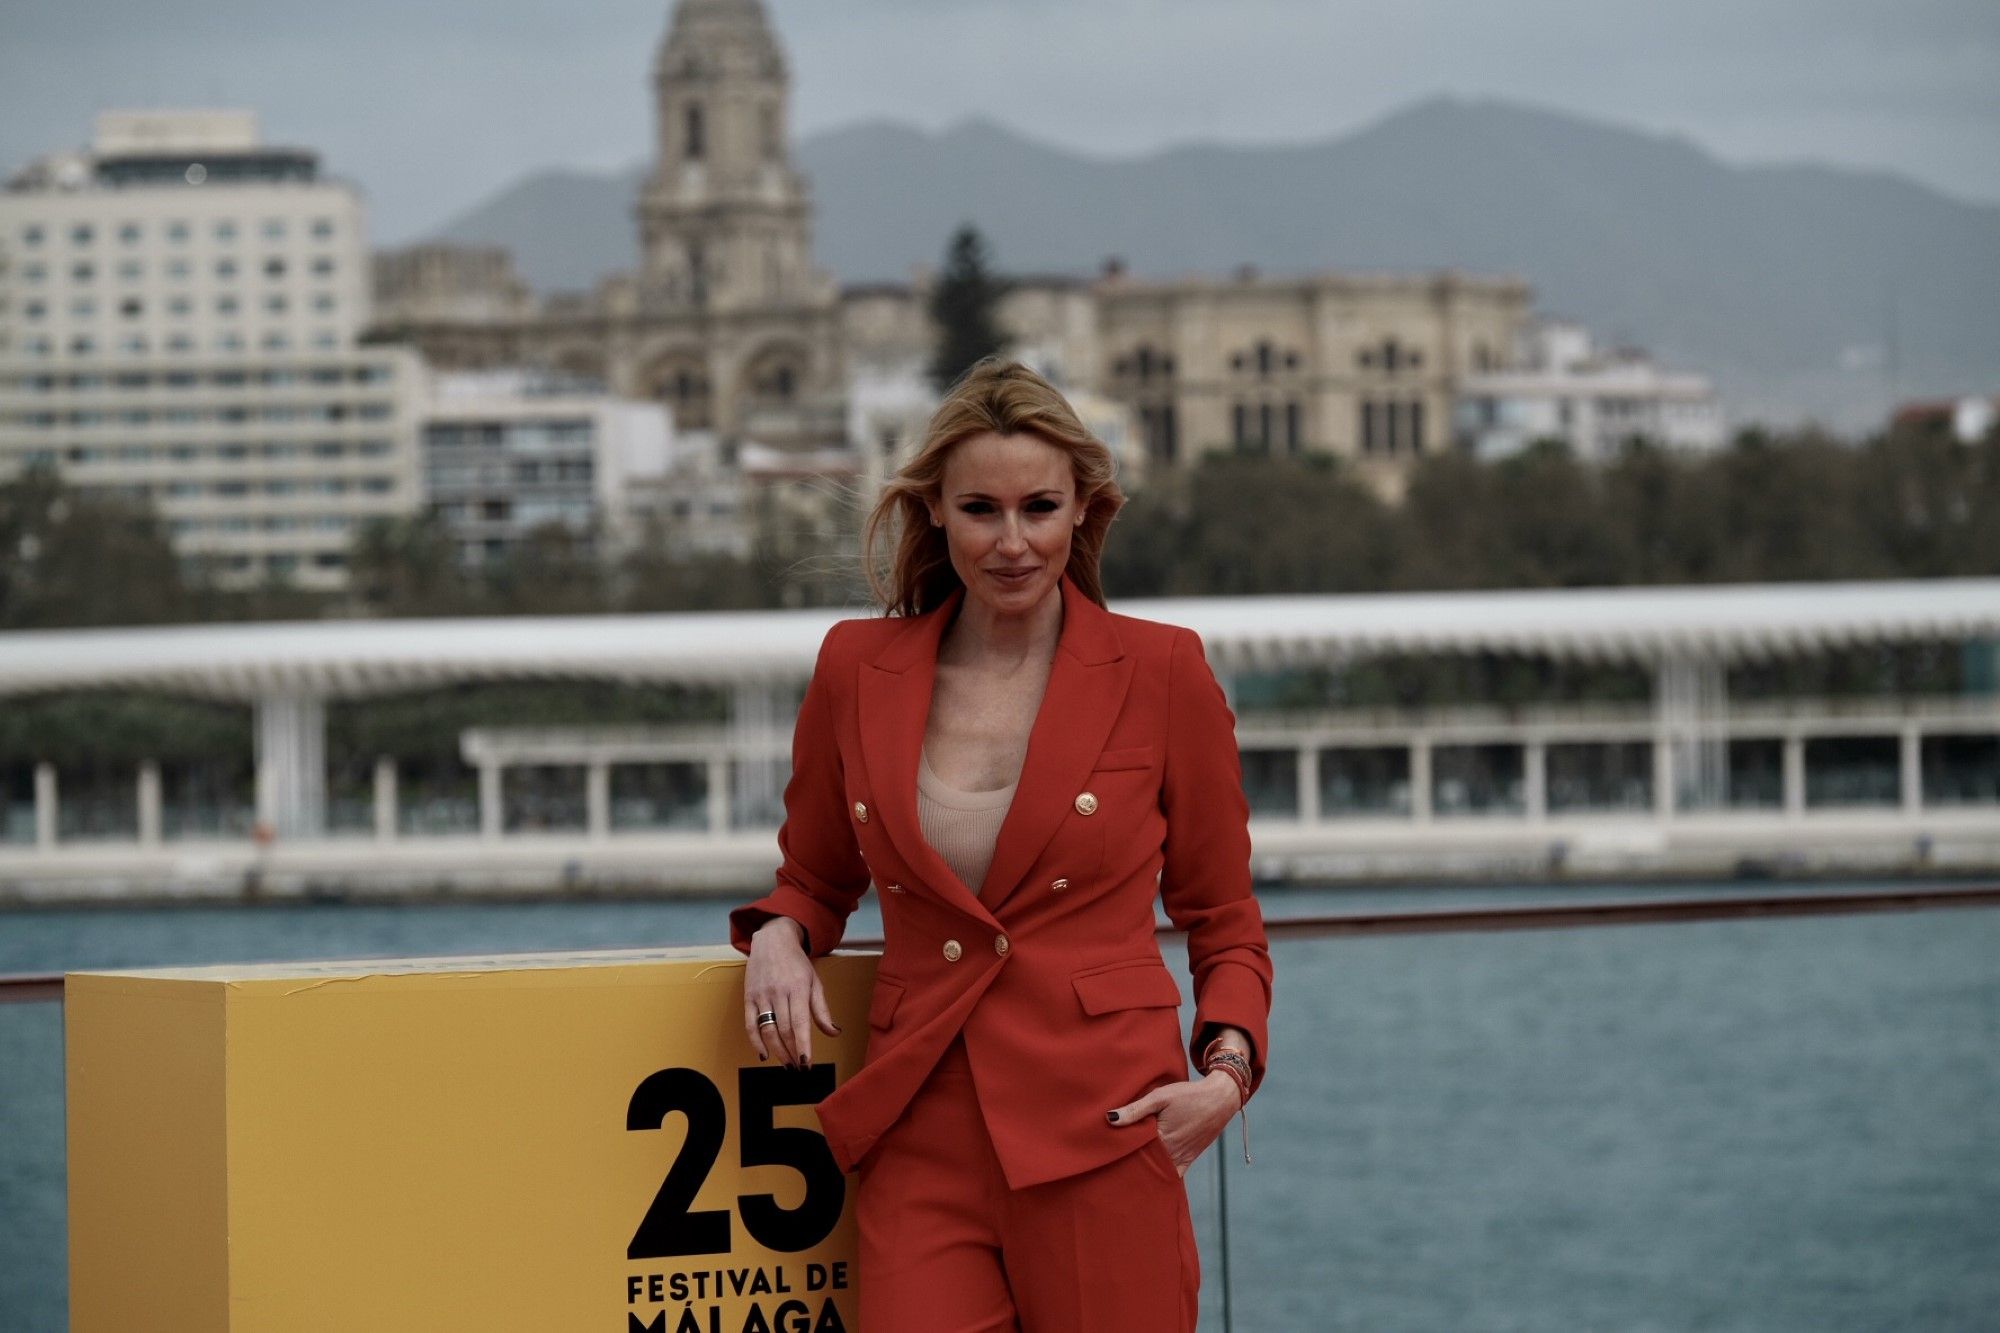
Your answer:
[1105,1073,1242,1176]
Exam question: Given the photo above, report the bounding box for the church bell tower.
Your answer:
[639,0,817,312]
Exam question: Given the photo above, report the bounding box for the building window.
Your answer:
[216,258,238,279]
[166,221,190,244]
[264,257,287,278]
[22,225,43,246]
[262,218,286,240]
[1232,401,1248,448]
[1361,337,1414,375]
[310,257,335,276]
[1407,398,1424,453]
[310,217,335,239]
[685,103,706,160]
[1360,399,1379,454]
[215,220,238,242]
[117,259,143,280]
[71,262,95,282]
[118,222,141,245]
[71,224,94,246]
[119,297,143,319]
[1284,400,1302,452]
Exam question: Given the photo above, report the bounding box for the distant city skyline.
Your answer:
[3,0,1996,244]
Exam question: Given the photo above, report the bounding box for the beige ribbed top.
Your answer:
[916,746,1017,895]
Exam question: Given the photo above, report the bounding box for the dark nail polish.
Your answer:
[1106,1110,1120,1123]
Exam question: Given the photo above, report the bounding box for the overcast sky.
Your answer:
[3,0,1996,243]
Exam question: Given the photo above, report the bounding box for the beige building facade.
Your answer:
[374,0,1534,505]
[373,0,845,454]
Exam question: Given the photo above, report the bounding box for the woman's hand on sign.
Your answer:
[743,915,840,1069]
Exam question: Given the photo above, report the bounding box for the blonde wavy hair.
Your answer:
[862,358,1125,616]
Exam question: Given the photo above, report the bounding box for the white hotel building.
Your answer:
[1454,319,1726,463]
[0,110,421,590]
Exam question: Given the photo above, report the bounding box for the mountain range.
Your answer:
[427,95,2000,433]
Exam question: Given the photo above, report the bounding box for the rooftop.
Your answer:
[0,579,1995,700]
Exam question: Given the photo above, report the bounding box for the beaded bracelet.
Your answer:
[1199,1038,1255,1164]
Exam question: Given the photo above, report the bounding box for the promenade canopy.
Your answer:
[1,579,1996,701]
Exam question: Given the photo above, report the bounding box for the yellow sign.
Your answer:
[65,946,876,1332]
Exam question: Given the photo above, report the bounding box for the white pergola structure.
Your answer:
[1,578,1996,891]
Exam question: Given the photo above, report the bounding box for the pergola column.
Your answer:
[1782,735,1806,816]
[1410,737,1433,822]
[708,756,732,832]
[731,679,784,829]
[1523,738,1547,823]
[1295,744,1321,824]
[1655,654,1728,812]
[478,762,503,840]
[254,694,326,840]
[35,762,56,849]
[587,760,611,839]
[373,757,398,841]
[138,760,162,846]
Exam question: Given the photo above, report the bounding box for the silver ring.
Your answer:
[756,1011,778,1027]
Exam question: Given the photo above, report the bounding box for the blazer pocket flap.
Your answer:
[867,977,906,1028]
[1071,961,1183,1015]
[1092,744,1156,772]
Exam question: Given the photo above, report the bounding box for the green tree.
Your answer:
[1101,454,1392,597]
[927,224,1009,390]
[481,521,610,616]
[344,510,481,618]
[0,460,195,628]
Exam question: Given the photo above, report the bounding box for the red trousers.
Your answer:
[855,1034,1200,1332]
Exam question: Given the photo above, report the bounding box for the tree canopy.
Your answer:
[927,223,1010,391]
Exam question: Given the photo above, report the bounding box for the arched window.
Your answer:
[685,103,706,161]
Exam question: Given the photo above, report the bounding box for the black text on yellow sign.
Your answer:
[624,1063,850,1332]
[65,947,876,1332]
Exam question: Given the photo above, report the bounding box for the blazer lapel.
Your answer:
[976,577,1133,912]
[856,583,999,926]
[855,572,1133,922]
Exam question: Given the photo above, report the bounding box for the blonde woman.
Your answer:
[731,359,1271,1331]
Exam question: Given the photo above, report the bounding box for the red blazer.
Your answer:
[730,571,1273,1190]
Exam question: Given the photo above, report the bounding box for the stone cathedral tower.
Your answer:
[626,0,841,440]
